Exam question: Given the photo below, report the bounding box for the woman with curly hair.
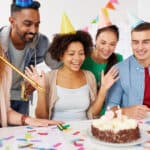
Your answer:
[0,45,61,127]
[25,30,118,121]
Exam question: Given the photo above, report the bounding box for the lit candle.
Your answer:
[116,106,122,120]
[105,106,114,120]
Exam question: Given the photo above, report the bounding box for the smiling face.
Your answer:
[61,41,85,72]
[131,30,150,66]
[95,30,118,62]
[10,8,40,44]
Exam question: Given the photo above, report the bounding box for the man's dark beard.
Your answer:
[16,31,37,43]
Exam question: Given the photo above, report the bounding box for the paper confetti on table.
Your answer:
[4,136,14,140]
[18,143,33,148]
[38,132,48,136]
[0,140,3,147]
[24,132,32,139]
[53,142,62,148]
[73,131,80,135]
[144,120,150,125]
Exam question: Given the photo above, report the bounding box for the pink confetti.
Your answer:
[38,132,48,135]
[73,131,80,135]
[4,136,14,140]
[73,141,83,147]
[53,142,62,148]
[138,121,143,124]
[73,139,84,147]
[78,147,85,150]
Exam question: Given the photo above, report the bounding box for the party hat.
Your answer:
[60,12,76,34]
[128,13,144,29]
[15,0,33,7]
[98,9,112,29]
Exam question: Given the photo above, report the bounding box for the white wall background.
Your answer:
[1,0,150,59]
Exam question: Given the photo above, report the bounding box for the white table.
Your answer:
[0,119,150,150]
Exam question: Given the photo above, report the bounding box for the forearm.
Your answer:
[7,108,23,125]
[90,87,107,117]
[35,91,49,119]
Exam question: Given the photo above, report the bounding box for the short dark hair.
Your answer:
[49,30,93,61]
[96,25,119,41]
[11,0,40,15]
[132,22,150,32]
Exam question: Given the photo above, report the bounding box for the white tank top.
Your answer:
[52,84,90,121]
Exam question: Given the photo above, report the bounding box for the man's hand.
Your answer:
[122,105,150,120]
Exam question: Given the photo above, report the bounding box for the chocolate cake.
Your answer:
[91,109,140,143]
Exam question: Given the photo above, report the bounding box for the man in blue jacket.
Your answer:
[106,22,150,120]
[0,0,60,115]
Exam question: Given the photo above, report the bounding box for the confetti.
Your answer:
[18,143,33,148]
[145,121,150,124]
[53,142,62,148]
[26,126,34,129]
[4,136,14,140]
[38,132,48,135]
[16,138,27,141]
[73,131,80,135]
[0,140,3,147]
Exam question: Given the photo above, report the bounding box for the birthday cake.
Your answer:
[91,107,140,143]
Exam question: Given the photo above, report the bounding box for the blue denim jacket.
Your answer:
[0,26,49,100]
[105,55,150,108]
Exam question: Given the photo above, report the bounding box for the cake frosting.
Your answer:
[91,107,140,143]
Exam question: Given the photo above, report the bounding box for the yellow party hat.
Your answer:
[98,9,112,29]
[60,12,76,34]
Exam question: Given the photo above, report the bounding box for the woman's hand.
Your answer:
[101,66,119,91]
[25,117,63,127]
[25,65,46,90]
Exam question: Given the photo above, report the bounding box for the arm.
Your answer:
[35,88,49,119]
[7,108,62,126]
[25,65,49,119]
[89,66,119,117]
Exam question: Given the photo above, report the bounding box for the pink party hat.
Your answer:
[128,13,144,29]
[60,12,76,34]
[98,9,112,29]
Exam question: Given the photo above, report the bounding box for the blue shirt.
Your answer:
[105,55,150,108]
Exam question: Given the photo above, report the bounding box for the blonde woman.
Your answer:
[0,46,61,127]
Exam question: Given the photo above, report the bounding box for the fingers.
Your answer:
[126,105,149,120]
[108,66,119,79]
[25,66,40,80]
[137,105,150,111]
[113,76,119,83]
[101,70,104,80]
[41,70,46,78]
[47,120,64,125]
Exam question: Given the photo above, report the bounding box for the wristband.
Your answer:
[21,115,28,125]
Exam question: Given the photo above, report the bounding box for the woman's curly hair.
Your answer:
[48,30,93,61]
